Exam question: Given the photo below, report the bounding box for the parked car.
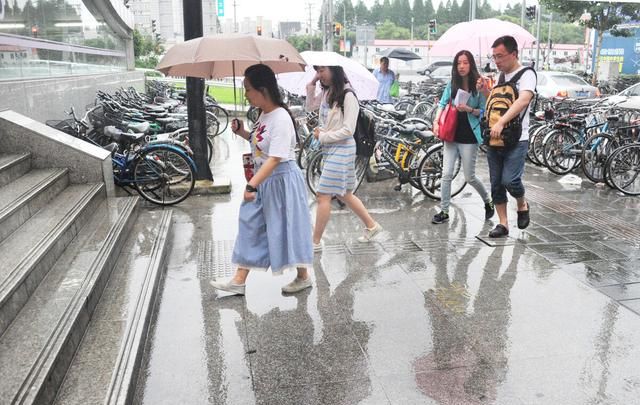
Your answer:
[536,71,599,99]
[417,61,452,75]
[422,65,452,83]
[604,81,640,109]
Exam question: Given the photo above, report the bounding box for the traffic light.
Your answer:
[151,19,157,33]
[526,6,536,20]
[31,25,38,38]
[428,19,437,34]
[333,22,342,37]
[257,25,262,36]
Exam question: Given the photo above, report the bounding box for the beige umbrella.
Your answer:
[156,34,306,79]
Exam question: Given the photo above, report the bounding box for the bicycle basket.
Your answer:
[45,119,76,136]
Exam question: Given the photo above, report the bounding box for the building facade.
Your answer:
[129,0,220,46]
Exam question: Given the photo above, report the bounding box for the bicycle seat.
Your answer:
[397,123,428,135]
[104,126,145,143]
[156,116,181,124]
[145,105,166,113]
[126,121,150,133]
[386,110,407,120]
[606,115,619,122]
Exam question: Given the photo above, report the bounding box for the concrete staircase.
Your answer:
[0,152,172,404]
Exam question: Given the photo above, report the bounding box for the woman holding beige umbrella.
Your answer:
[209,64,314,295]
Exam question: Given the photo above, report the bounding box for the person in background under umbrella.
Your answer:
[210,64,313,295]
[373,56,395,104]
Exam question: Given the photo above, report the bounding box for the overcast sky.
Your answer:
[224,0,528,26]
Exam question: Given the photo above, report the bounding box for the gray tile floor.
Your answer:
[133,131,640,405]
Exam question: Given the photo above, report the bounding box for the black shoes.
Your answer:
[484,201,495,220]
[432,211,449,224]
[517,202,530,229]
[488,224,509,238]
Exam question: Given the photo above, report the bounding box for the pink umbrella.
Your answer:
[429,18,536,61]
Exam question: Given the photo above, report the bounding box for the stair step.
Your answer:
[0,168,69,243]
[54,209,173,405]
[0,183,104,337]
[0,196,139,405]
[0,153,31,188]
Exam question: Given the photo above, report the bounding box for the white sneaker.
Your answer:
[209,279,246,295]
[281,277,313,293]
[313,240,324,253]
[357,222,382,243]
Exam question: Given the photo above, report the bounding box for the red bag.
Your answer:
[437,101,458,142]
[242,153,255,181]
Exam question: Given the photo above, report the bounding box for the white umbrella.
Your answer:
[277,51,379,101]
[429,18,536,61]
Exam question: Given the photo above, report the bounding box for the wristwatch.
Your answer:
[245,184,258,193]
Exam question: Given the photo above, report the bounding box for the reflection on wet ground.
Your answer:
[134,131,640,405]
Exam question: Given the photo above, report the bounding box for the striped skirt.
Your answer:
[231,161,313,274]
[316,138,357,196]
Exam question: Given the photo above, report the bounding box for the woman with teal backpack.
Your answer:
[431,50,494,224]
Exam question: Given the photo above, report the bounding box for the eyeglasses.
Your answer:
[491,52,513,61]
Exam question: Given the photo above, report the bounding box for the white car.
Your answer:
[605,82,640,109]
[536,71,599,99]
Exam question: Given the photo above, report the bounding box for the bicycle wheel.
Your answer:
[205,111,220,139]
[305,150,324,196]
[411,101,432,120]
[297,135,318,170]
[247,106,260,124]
[527,125,547,166]
[542,129,580,175]
[607,143,640,196]
[581,133,617,184]
[416,143,466,200]
[207,105,229,135]
[133,148,196,205]
[394,100,415,114]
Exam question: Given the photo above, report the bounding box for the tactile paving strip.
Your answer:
[196,240,235,279]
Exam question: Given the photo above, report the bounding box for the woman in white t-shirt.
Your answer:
[210,64,313,295]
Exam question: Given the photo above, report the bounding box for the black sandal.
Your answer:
[489,224,509,238]
[517,202,530,230]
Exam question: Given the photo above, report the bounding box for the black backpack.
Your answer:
[342,89,376,157]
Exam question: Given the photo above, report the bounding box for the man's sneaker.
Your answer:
[484,201,495,220]
[357,222,382,243]
[313,240,324,253]
[209,279,246,295]
[431,211,449,224]
[282,277,312,293]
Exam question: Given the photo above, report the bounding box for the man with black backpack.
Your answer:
[480,35,537,238]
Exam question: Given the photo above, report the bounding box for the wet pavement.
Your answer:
[133,129,640,405]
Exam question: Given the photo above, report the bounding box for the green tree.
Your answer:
[354,0,370,24]
[287,34,323,53]
[424,0,435,18]
[398,0,412,28]
[370,0,383,23]
[413,0,426,26]
[376,19,411,39]
[540,0,640,83]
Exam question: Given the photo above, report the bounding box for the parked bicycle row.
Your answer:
[526,97,640,195]
[45,84,231,205]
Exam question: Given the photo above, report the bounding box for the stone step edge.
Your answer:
[0,168,68,224]
[105,209,173,405]
[0,183,105,336]
[11,196,140,405]
[0,153,31,187]
[0,153,30,171]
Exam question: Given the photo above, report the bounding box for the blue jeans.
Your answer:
[441,142,490,212]
[486,141,528,205]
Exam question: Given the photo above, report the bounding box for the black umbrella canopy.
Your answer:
[380,48,421,61]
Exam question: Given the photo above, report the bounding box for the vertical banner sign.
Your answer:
[217,0,224,17]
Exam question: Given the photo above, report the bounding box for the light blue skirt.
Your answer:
[316,137,357,196]
[232,161,313,274]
